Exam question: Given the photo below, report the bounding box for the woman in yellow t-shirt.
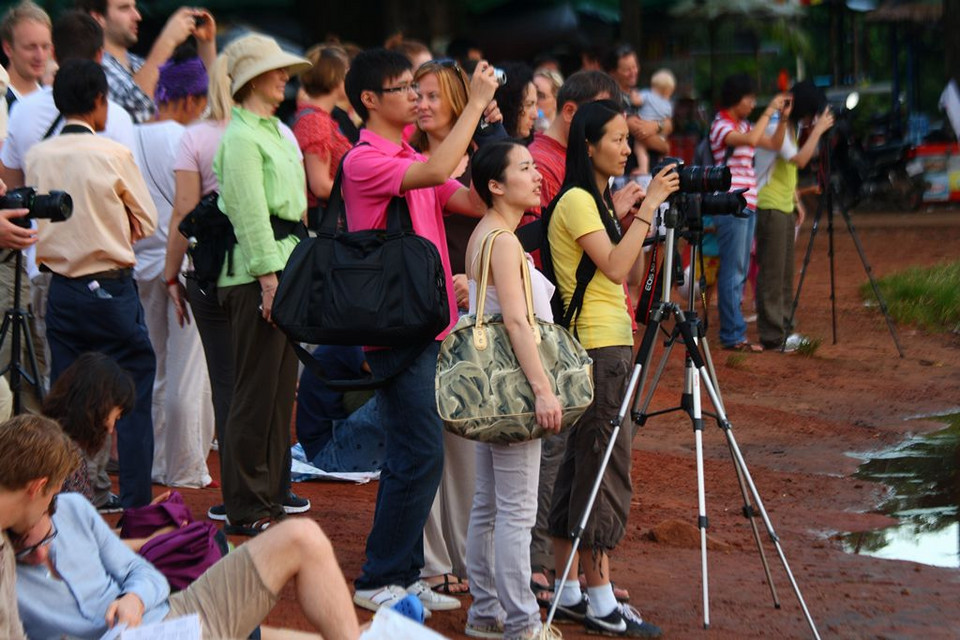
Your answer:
[543,99,677,636]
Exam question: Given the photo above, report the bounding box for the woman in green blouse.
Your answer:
[213,35,311,536]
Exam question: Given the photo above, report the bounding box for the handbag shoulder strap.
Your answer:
[322,141,414,236]
[474,228,539,348]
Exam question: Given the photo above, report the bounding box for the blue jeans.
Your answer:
[714,213,755,346]
[46,274,156,508]
[308,397,385,473]
[355,342,444,590]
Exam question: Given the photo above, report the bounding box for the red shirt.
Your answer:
[292,104,352,208]
[527,131,567,218]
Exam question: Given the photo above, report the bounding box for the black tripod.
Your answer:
[787,137,904,357]
[0,250,44,414]
[627,205,821,637]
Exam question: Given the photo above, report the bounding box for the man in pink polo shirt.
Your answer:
[341,48,498,616]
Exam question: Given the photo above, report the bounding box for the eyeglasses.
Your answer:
[376,82,420,96]
[14,522,57,560]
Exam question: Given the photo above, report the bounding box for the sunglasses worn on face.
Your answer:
[15,523,57,560]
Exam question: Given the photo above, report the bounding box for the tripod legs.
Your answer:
[836,206,905,357]
[675,313,821,639]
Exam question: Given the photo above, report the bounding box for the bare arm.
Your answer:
[578,165,679,284]
[444,186,485,217]
[723,94,787,148]
[133,8,202,99]
[400,62,499,191]
[791,108,835,169]
[487,233,561,432]
[304,153,335,202]
[164,170,201,326]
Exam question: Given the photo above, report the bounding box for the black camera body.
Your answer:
[652,157,747,232]
[0,187,73,228]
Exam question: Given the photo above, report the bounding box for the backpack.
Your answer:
[694,132,734,168]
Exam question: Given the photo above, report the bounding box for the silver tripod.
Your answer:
[626,201,821,637]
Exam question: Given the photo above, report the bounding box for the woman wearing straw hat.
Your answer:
[213,34,311,536]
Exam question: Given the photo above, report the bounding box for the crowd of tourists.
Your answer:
[0,2,833,639]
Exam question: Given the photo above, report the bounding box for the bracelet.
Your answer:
[633,215,651,225]
[165,276,179,287]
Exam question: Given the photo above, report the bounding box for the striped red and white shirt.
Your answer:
[709,111,757,212]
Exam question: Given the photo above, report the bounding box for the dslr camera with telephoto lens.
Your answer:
[0,187,73,228]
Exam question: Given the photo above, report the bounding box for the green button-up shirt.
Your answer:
[213,106,307,287]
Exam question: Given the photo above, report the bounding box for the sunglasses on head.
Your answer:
[422,58,469,96]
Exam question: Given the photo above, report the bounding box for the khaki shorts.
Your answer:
[548,345,634,552]
[166,545,278,639]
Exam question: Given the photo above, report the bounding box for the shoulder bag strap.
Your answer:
[135,127,174,208]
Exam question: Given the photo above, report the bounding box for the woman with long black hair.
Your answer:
[544,99,677,638]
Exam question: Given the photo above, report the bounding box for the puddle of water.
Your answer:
[840,413,960,568]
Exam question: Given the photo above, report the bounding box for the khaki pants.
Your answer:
[167,545,277,639]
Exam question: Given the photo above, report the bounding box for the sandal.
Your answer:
[223,517,274,537]
[722,341,763,353]
[425,573,469,595]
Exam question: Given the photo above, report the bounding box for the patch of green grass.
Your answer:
[860,261,960,333]
[794,336,822,357]
[726,353,748,369]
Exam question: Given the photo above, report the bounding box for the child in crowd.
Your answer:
[634,69,676,174]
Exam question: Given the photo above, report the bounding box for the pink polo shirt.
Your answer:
[342,128,464,341]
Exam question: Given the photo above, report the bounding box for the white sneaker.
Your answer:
[353,585,407,612]
[406,579,461,611]
[783,333,806,352]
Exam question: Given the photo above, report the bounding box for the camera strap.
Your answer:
[635,236,661,325]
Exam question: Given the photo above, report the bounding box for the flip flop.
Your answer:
[427,573,469,595]
[723,341,763,353]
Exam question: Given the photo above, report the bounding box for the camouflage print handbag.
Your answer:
[436,229,594,444]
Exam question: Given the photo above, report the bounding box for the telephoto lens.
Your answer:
[0,186,73,228]
[700,188,748,217]
[678,165,731,193]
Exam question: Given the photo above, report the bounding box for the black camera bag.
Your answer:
[177,191,236,292]
[272,147,450,389]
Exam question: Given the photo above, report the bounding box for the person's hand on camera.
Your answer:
[535,389,563,434]
[0,209,36,250]
[468,61,500,109]
[192,9,216,42]
[813,107,835,135]
[764,93,788,117]
[637,164,680,225]
[158,7,202,49]
[612,181,645,219]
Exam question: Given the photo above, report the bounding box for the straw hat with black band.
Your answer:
[224,34,311,98]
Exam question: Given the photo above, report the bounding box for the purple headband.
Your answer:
[156,57,209,104]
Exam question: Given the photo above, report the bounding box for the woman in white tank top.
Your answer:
[461,141,561,640]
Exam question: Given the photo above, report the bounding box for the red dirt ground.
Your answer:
[166,209,960,639]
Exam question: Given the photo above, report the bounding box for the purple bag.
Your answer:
[139,521,223,591]
[119,491,193,539]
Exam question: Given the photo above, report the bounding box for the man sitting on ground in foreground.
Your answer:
[0,414,79,639]
[14,492,361,639]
